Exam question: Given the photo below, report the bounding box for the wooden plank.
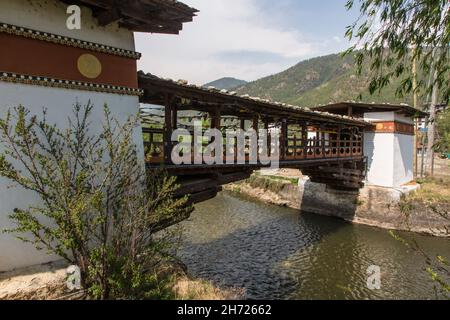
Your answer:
[187,188,219,204]
[217,172,252,185]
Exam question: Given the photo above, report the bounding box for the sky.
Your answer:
[135,0,360,85]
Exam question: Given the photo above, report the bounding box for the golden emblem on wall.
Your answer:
[77,53,102,79]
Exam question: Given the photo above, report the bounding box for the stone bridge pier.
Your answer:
[300,102,428,228]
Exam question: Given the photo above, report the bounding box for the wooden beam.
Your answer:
[96,8,121,26]
[217,171,252,185]
[174,179,218,197]
[187,188,219,204]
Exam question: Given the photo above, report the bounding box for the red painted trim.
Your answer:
[367,121,414,135]
[0,33,138,88]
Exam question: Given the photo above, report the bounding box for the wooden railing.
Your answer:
[143,127,363,165]
[285,137,363,160]
[143,128,164,164]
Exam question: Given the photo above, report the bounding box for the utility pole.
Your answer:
[412,53,418,178]
[426,69,439,176]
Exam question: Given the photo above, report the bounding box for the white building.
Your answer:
[315,102,427,188]
[0,0,197,272]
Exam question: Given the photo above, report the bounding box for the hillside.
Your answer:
[236,53,416,108]
[204,77,248,90]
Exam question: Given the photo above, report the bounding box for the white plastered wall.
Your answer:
[364,111,414,188]
[393,134,414,186]
[0,0,135,50]
[0,83,143,272]
[0,0,143,271]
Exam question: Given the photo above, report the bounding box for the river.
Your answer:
[178,191,450,300]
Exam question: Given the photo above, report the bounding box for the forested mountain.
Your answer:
[235,53,416,107]
[203,77,248,90]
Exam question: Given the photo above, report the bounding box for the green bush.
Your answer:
[0,103,192,299]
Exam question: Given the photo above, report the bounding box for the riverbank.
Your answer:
[224,170,450,237]
[0,260,243,300]
[223,173,300,209]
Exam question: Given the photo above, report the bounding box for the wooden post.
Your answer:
[302,123,307,159]
[264,119,270,156]
[413,50,418,178]
[348,106,353,117]
[164,94,173,164]
[149,131,154,157]
[337,126,342,157]
[240,118,245,130]
[172,106,178,129]
[252,115,259,160]
[252,115,259,133]
[281,119,287,160]
[238,118,246,162]
[360,127,364,157]
[210,107,221,130]
[321,126,326,158]
[210,107,221,159]
[315,127,320,158]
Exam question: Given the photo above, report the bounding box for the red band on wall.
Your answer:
[0,32,138,89]
[368,121,414,135]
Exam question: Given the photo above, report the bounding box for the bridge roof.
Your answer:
[61,0,198,34]
[314,102,428,118]
[138,72,371,127]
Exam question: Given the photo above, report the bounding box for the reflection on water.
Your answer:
[178,192,450,300]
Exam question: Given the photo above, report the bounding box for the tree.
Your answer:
[436,107,450,154]
[345,0,449,298]
[0,103,192,299]
[344,0,449,100]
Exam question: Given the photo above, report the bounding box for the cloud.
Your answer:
[136,0,319,84]
[333,36,342,43]
[135,0,351,85]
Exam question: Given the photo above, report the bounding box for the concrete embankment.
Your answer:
[224,173,449,237]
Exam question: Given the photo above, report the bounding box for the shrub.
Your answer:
[0,103,192,299]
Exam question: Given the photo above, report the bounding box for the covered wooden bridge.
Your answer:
[138,72,371,203]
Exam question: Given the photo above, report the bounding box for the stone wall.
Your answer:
[299,178,449,237]
[227,175,449,237]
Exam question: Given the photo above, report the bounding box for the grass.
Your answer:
[173,278,244,300]
[263,175,299,185]
[244,173,299,194]
[247,175,285,193]
[412,175,450,204]
[252,172,299,184]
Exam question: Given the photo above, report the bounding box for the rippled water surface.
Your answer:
[179,192,450,299]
